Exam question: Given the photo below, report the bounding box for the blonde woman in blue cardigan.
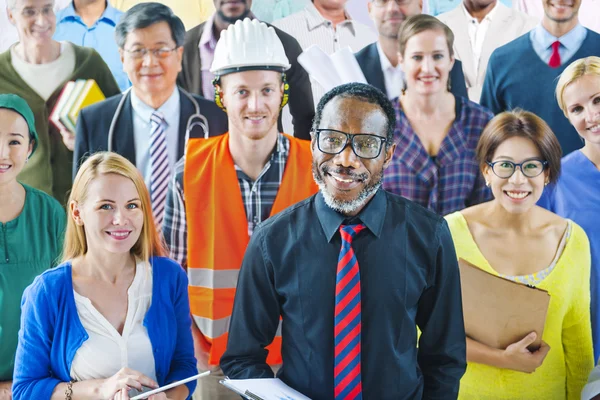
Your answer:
[12,152,197,400]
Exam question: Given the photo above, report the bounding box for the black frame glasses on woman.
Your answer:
[486,158,549,179]
[314,129,389,160]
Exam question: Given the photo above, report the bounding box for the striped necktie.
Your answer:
[334,224,366,400]
[149,111,169,229]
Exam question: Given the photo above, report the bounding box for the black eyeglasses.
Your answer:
[314,129,388,159]
[487,159,548,179]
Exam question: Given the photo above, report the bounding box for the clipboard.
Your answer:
[458,258,550,351]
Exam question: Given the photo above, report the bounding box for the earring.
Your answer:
[447,76,452,92]
[485,181,490,187]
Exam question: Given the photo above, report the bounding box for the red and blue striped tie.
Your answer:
[334,224,366,400]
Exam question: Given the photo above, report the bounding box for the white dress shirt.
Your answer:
[463,1,499,75]
[377,42,404,100]
[70,259,156,383]
[130,87,180,188]
[0,0,71,53]
[272,2,377,106]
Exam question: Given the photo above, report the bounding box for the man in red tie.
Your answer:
[480,0,600,156]
[221,82,467,399]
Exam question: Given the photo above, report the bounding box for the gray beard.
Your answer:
[312,169,382,215]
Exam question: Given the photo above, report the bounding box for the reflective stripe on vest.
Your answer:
[188,268,240,289]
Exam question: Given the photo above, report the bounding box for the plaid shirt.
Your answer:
[162,134,290,268]
[383,96,493,216]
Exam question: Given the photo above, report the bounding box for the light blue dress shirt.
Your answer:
[530,23,588,65]
[130,88,180,188]
[251,0,309,23]
[426,0,512,16]
[54,1,130,91]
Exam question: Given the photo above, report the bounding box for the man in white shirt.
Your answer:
[438,0,536,102]
[0,0,69,52]
[355,0,469,100]
[272,0,377,106]
[513,0,599,33]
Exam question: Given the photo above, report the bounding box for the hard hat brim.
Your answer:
[211,64,291,76]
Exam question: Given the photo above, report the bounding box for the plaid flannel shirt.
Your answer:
[162,134,290,268]
[383,95,493,215]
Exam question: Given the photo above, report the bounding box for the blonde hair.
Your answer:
[556,56,600,116]
[63,152,166,263]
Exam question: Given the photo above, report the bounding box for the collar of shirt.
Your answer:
[57,1,121,26]
[304,1,356,34]
[461,1,499,25]
[199,13,217,50]
[130,87,180,129]
[233,133,289,180]
[531,22,587,52]
[315,188,386,242]
[376,41,400,73]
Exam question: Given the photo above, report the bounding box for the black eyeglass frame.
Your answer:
[314,128,389,160]
[486,158,549,179]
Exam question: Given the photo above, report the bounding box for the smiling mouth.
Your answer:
[587,124,600,133]
[106,231,132,239]
[504,190,531,200]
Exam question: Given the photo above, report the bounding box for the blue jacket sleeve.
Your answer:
[12,278,61,400]
[165,262,198,397]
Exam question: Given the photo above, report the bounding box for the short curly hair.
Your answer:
[312,82,396,146]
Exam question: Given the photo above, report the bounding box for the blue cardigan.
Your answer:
[12,256,197,400]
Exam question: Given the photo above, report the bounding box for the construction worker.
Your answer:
[162,18,318,399]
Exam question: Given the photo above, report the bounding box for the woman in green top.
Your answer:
[0,0,120,204]
[0,94,65,398]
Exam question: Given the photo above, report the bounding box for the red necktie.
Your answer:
[334,224,365,400]
[549,41,561,68]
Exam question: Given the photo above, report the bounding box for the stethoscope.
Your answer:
[107,87,210,153]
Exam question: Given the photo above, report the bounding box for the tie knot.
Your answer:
[551,41,561,51]
[340,224,366,243]
[151,111,165,126]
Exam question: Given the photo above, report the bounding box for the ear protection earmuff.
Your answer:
[212,72,290,112]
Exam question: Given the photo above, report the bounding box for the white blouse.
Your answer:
[70,259,157,383]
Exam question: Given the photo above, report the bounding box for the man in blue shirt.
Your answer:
[221,82,467,399]
[54,0,129,91]
[480,0,600,155]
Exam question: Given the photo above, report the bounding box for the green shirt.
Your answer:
[0,45,120,204]
[0,184,65,381]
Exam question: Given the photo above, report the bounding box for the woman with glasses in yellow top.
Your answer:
[445,109,594,400]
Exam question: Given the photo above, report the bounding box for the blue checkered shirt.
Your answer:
[383,95,493,215]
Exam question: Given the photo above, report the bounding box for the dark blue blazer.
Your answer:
[355,42,469,99]
[73,87,228,178]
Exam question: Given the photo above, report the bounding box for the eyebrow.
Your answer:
[95,198,140,203]
[9,133,25,138]
[128,41,171,47]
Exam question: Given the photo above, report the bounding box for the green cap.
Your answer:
[0,94,38,155]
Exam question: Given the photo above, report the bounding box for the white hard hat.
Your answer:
[210,18,291,76]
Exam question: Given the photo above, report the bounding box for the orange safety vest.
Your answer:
[184,132,318,366]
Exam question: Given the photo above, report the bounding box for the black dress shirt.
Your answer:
[220,189,467,400]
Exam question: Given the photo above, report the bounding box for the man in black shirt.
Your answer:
[221,83,467,400]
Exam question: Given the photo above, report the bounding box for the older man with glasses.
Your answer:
[221,82,467,399]
[72,2,228,228]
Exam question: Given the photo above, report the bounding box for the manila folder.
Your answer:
[458,259,550,350]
